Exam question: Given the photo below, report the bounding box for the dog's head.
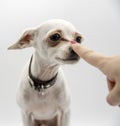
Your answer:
[8,19,83,64]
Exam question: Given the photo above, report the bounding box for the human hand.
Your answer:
[71,42,120,106]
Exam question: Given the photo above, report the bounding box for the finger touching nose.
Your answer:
[71,43,110,73]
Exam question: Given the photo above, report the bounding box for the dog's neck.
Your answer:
[30,51,60,81]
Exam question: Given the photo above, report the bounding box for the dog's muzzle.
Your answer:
[56,47,80,64]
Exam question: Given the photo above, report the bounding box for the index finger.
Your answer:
[71,43,109,73]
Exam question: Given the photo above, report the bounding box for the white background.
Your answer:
[0,0,120,126]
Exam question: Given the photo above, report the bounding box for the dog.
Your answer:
[8,19,83,126]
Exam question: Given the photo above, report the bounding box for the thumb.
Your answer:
[71,43,109,73]
[106,84,120,106]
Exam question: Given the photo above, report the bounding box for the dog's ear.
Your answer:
[8,29,36,50]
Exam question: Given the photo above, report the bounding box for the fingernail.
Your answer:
[71,40,77,44]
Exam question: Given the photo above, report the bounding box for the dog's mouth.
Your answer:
[55,47,80,64]
[56,54,80,64]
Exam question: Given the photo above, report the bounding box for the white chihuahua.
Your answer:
[8,19,83,126]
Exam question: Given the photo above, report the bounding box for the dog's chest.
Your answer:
[28,98,58,119]
[30,97,58,120]
[21,85,69,119]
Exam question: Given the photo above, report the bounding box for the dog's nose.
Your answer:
[69,47,76,55]
[68,47,79,60]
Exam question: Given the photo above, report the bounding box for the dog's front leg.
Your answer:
[57,109,70,126]
[21,111,35,126]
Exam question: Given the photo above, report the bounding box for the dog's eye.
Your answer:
[50,33,61,41]
[76,36,82,43]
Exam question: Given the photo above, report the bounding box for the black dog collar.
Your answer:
[28,56,58,94]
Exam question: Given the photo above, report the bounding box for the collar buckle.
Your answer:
[41,85,45,95]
